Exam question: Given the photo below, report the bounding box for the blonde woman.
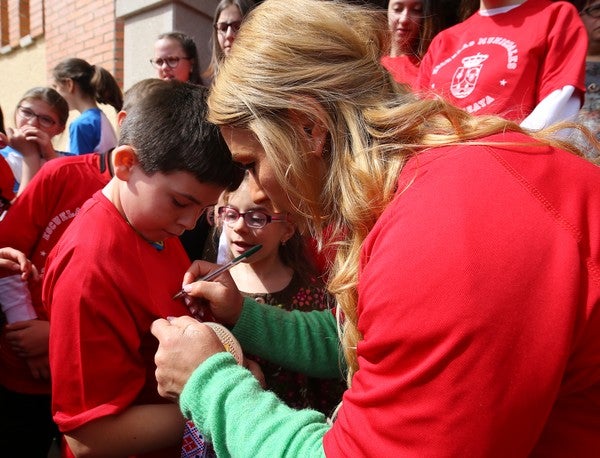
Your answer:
[152,0,600,456]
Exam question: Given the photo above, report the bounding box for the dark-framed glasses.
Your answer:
[581,4,600,18]
[149,56,190,69]
[16,105,57,128]
[214,21,242,34]
[218,206,287,229]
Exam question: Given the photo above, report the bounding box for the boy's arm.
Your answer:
[64,404,185,458]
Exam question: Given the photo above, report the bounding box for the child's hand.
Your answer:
[6,127,42,158]
[5,319,49,358]
[25,354,50,380]
[179,260,244,326]
[0,247,40,281]
[19,125,57,160]
[0,132,8,149]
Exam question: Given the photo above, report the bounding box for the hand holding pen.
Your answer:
[173,244,262,324]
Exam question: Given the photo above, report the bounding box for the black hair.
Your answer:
[119,80,242,189]
[53,58,123,111]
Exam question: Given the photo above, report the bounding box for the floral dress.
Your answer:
[241,271,347,416]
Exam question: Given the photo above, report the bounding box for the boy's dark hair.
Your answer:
[119,80,242,189]
[122,78,164,112]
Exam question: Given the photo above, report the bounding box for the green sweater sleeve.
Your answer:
[232,297,346,378]
[180,353,329,458]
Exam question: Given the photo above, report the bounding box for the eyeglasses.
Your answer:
[149,56,191,69]
[581,5,600,18]
[16,106,57,128]
[218,206,287,229]
[215,21,242,34]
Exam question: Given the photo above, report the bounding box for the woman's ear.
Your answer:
[112,145,138,181]
[287,97,328,158]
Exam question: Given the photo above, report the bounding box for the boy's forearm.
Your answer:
[64,404,185,457]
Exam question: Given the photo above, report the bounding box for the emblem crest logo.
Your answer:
[450,53,489,99]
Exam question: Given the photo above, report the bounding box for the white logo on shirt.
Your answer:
[450,53,489,99]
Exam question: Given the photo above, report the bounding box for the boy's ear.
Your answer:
[112,145,138,180]
[116,110,127,127]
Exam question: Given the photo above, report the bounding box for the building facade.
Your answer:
[0,0,217,149]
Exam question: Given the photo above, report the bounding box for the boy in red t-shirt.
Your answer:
[43,80,242,458]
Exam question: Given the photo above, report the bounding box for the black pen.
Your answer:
[173,244,262,299]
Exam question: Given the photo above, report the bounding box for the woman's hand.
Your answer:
[0,247,39,281]
[152,316,227,401]
[179,260,245,326]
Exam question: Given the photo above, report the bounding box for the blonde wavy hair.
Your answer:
[207,0,592,385]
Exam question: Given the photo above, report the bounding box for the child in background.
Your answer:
[203,0,255,82]
[152,32,202,85]
[0,87,69,195]
[418,0,587,127]
[217,176,345,414]
[0,79,164,457]
[43,80,241,458]
[52,57,122,155]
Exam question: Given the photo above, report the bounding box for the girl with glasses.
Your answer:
[0,87,68,196]
[203,0,256,82]
[52,57,123,156]
[208,176,345,405]
[152,32,202,85]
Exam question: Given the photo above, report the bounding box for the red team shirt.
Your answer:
[418,0,586,121]
[44,191,191,458]
[381,54,420,90]
[0,153,111,394]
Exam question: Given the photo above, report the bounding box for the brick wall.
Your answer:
[44,0,123,85]
[0,0,122,85]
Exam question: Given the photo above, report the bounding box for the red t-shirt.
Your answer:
[0,153,111,394]
[44,191,191,457]
[418,0,587,121]
[381,54,420,90]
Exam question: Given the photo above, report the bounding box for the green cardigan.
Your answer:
[179,297,346,457]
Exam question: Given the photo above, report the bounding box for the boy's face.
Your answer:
[119,164,223,243]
